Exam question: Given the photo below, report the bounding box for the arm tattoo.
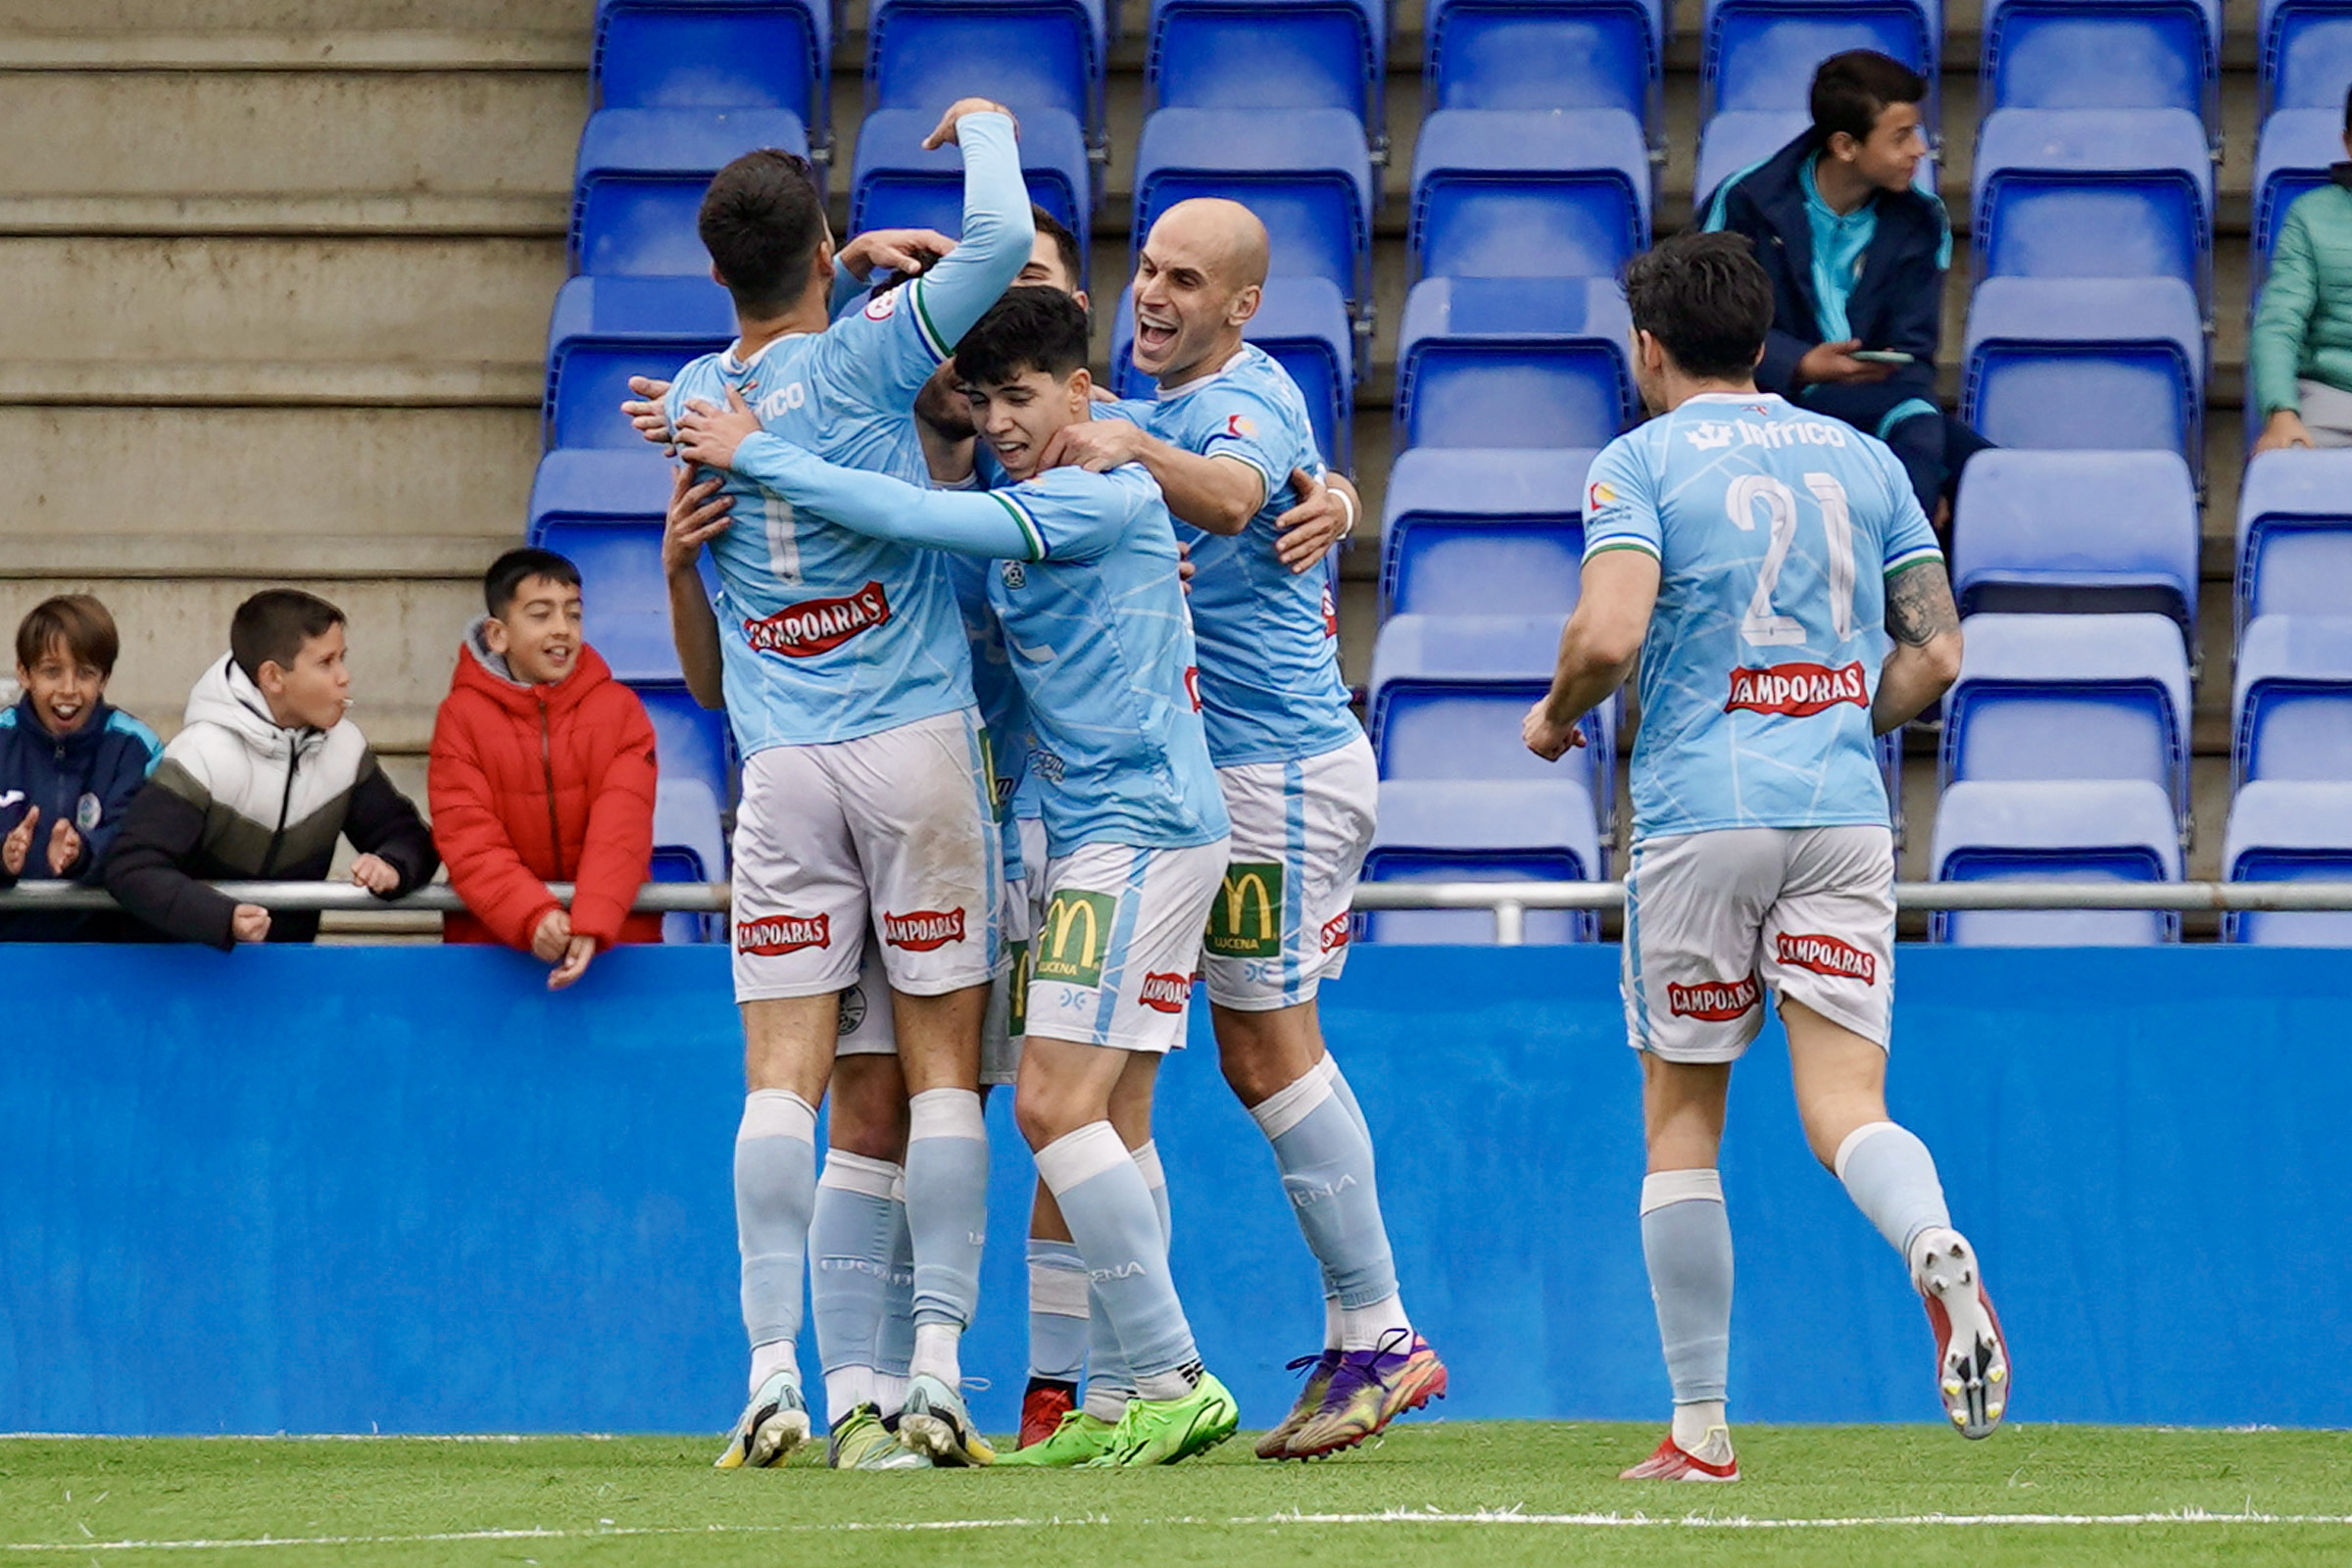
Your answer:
[1886,560,1960,648]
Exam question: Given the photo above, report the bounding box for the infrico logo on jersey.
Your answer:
[1035,890,1114,989]
[744,582,892,658]
[1776,932,1878,984]
[883,908,966,952]
[737,913,832,956]
[1724,661,1868,717]
[1666,973,1761,1021]
[1205,863,1284,959]
[1138,972,1192,1013]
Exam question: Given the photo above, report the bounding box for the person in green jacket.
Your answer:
[2253,84,2352,454]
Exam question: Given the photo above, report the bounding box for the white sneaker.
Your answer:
[715,1370,810,1469]
[1913,1228,2011,1440]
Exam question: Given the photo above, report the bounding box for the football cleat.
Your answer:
[827,1404,932,1470]
[1915,1229,2011,1440]
[897,1373,996,1467]
[994,1407,1122,1468]
[1282,1333,1448,1460]
[1082,1372,1241,1467]
[714,1370,809,1469]
[1018,1378,1078,1451]
[1255,1350,1339,1459]
[1619,1432,1740,1482]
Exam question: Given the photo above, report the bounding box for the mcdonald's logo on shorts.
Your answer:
[1035,889,1115,990]
[1204,862,1284,959]
[1005,939,1030,1035]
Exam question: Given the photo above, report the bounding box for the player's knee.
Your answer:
[1212,1007,1318,1107]
[1013,1078,1087,1152]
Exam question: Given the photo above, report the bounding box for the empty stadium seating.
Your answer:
[1133,108,1374,303]
[2223,781,2352,943]
[1147,0,1385,123]
[543,276,735,451]
[1950,450,2200,635]
[1972,108,2213,300]
[847,107,1092,246]
[1703,0,1939,114]
[592,0,830,125]
[640,686,735,944]
[1932,779,2182,944]
[1408,109,1652,281]
[2262,0,2352,111]
[570,107,812,277]
[1424,0,1665,122]
[1106,277,1355,465]
[1360,779,1604,943]
[2253,109,2345,268]
[1380,448,1595,615]
[2233,615,2352,783]
[1961,276,2206,464]
[2236,451,2352,632]
[1981,0,2220,122]
[1395,277,1637,452]
[865,0,1105,129]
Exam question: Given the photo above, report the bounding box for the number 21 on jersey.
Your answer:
[1727,471,1855,646]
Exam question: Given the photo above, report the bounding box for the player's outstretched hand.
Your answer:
[1037,416,1144,474]
[1273,468,1348,574]
[45,815,82,876]
[623,375,678,453]
[1521,701,1589,762]
[840,227,957,282]
[674,385,765,470]
[2,806,36,876]
[548,933,598,992]
[350,853,401,896]
[1796,339,1896,387]
[923,98,1017,149]
[230,903,271,944]
[1176,539,1196,596]
[664,465,733,574]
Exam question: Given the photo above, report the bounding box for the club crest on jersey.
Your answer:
[1667,974,1761,1021]
[1725,661,1868,717]
[737,912,831,956]
[1776,932,1877,985]
[883,907,967,952]
[1137,971,1192,1013]
[744,581,892,658]
[1000,561,1027,590]
[836,985,867,1036]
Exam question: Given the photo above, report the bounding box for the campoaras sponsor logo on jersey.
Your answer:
[1724,660,1869,717]
[744,581,892,658]
[1137,971,1193,1013]
[883,907,966,952]
[1666,973,1761,1021]
[737,912,831,956]
[1775,931,1877,984]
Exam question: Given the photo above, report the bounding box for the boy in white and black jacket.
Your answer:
[104,589,437,949]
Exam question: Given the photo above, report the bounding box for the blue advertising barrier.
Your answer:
[2,944,2346,1435]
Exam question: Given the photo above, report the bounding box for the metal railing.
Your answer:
[9,878,2352,944]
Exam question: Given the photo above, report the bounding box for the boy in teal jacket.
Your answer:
[2253,86,2352,453]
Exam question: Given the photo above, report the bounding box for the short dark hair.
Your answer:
[15,594,120,677]
[697,148,825,316]
[1809,49,1929,146]
[1622,232,1774,381]
[1031,203,1083,288]
[953,285,1092,386]
[484,548,583,616]
[230,589,345,683]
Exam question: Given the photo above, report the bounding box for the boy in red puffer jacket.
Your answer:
[429,547,661,988]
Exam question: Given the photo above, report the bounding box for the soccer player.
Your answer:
[1034,197,1444,1460]
[1520,231,2009,1482]
[662,98,1034,1472]
[676,285,1242,1467]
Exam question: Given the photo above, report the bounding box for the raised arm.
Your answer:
[896,105,1033,363]
[727,429,1048,560]
[1872,559,1963,734]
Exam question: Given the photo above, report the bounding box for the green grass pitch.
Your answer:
[5,1424,2348,1566]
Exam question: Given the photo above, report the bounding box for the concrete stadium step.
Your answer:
[0,0,584,38]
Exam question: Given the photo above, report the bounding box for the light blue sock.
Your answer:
[873,1181,915,1415]
[1036,1122,1199,1397]
[1835,1121,1952,1259]
[734,1090,818,1376]
[810,1151,897,1424]
[1027,1239,1091,1384]
[1641,1169,1733,1407]
[905,1089,989,1333]
[1250,1064,1399,1313]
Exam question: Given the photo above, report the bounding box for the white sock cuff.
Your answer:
[908,1086,987,1142]
[887,1168,907,1204]
[1640,1167,1725,1214]
[1130,1139,1166,1193]
[1250,1065,1337,1140]
[1833,1120,1903,1182]
[817,1150,901,1199]
[741,1089,817,1144]
[1027,1257,1092,1317]
[1034,1121,1130,1194]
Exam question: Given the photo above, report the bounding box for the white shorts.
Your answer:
[1622,825,1895,1063]
[1200,734,1378,1011]
[837,908,1024,1087]
[729,709,1001,1004]
[1024,838,1229,1054]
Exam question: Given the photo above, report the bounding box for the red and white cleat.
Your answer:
[1915,1228,2011,1440]
[1619,1433,1740,1482]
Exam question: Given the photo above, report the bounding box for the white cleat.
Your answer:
[714,1370,810,1469]
[1913,1228,2011,1441]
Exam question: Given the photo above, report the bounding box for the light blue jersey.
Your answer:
[1583,391,1942,840]
[1106,346,1360,767]
[945,551,1031,882]
[662,112,1032,757]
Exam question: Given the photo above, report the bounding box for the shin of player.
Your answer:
[1521,232,2006,1482]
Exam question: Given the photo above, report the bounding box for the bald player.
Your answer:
[1035,198,1446,1462]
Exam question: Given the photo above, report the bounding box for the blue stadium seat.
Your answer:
[1147,0,1385,124]
[2233,615,2352,784]
[2263,0,2352,111]
[592,0,829,126]
[1106,276,1354,465]
[1424,0,1665,122]
[571,107,811,277]
[1703,0,1938,115]
[1133,108,1374,304]
[639,682,734,942]
[526,452,719,686]
[865,0,1105,128]
[1395,276,1636,452]
[1360,779,1605,944]
[1981,0,2219,122]
[1941,612,2192,822]
[2236,451,2352,634]
[1379,447,1594,615]
[2254,109,2344,269]
[543,275,735,450]
[2223,781,2352,944]
[1366,612,1617,821]
[1950,449,2199,637]
[1972,108,2213,301]
[1409,109,1650,280]
[847,107,1090,251]
[1960,277,2205,465]
[1931,779,2181,944]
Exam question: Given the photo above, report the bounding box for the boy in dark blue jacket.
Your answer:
[0,595,163,940]
[1699,49,1991,518]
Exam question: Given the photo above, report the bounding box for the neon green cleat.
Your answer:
[828,1404,933,1470]
[714,1371,809,1469]
[995,1408,1122,1468]
[1082,1372,1240,1467]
